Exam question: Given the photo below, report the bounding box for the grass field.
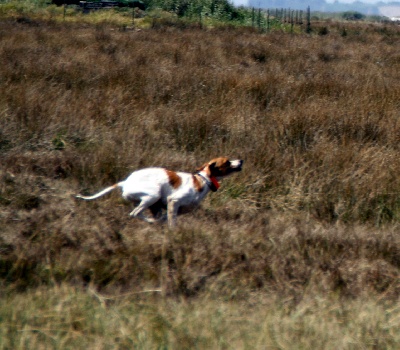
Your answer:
[1,8,400,348]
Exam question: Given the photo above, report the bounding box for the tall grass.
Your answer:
[1,14,400,348]
[1,19,399,222]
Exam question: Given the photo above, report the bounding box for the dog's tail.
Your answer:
[76,182,123,201]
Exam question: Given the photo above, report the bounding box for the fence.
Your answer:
[252,6,312,33]
[79,1,118,13]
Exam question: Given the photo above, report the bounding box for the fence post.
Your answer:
[267,9,270,33]
[291,10,294,33]
[306,6,311,33]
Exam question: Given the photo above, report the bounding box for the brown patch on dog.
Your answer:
[165,170,182,189]
[196,157,230,177]
[210,157,229,168]
[208,157,231,176]
[192,174,204,192]
[196,162,208,173]
[196,157,242,178]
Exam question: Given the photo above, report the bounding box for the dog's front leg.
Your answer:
[167,198,179,228]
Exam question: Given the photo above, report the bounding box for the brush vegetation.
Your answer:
[1,9,400,348]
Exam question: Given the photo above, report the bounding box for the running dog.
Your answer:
[76,157,243,227]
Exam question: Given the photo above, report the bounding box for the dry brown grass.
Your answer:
[2,284,400,349]
[1,16,400,347]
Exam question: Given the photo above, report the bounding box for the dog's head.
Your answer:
[197,157,243,179]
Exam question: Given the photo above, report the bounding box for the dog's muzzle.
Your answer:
[231,159,243,171]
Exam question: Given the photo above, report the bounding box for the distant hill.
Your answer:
[248,0,400,16]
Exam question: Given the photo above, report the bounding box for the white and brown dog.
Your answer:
[76,157,243,227]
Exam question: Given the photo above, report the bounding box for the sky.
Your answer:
[325,0,396,3]
[231,0,397,5]
[231,0,248,5]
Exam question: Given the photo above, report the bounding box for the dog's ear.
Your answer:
[196,162,208,172]
[208,161,217,172]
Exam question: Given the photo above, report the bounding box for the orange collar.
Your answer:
[210,176,220,192]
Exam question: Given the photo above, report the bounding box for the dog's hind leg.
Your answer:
[129,196,161,223]
[149,200,167,222]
